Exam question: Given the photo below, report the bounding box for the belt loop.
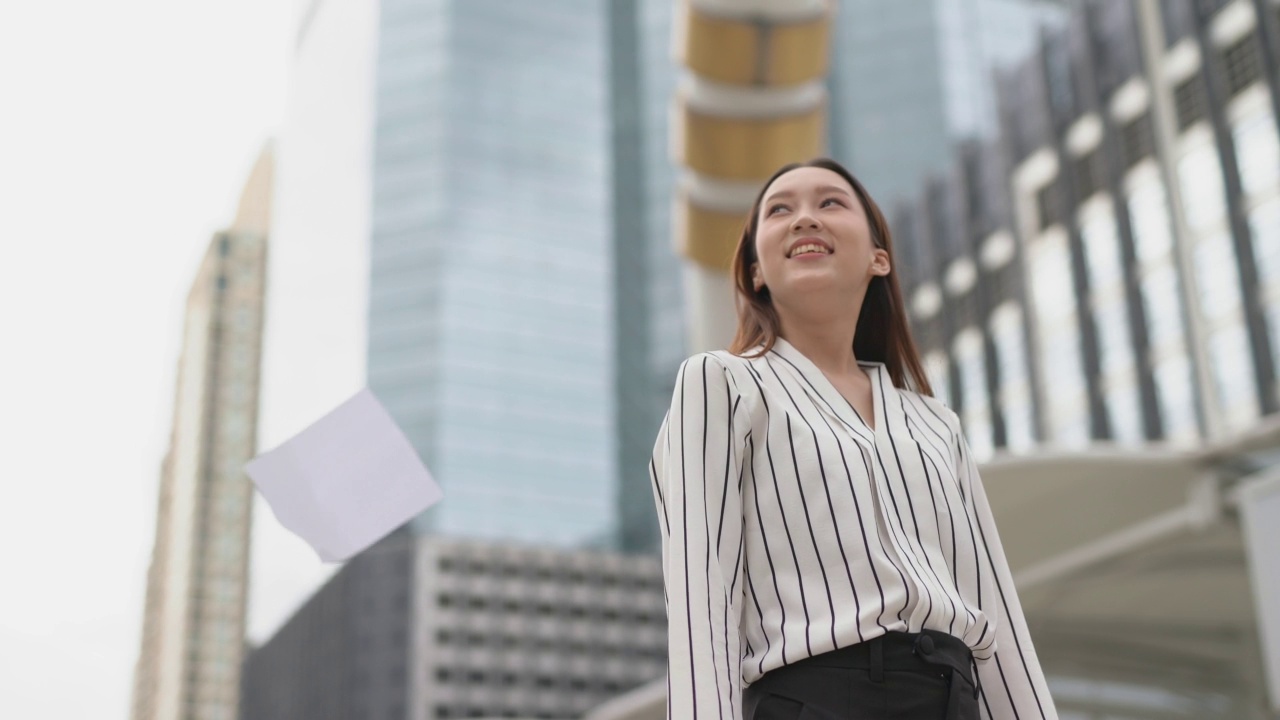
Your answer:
[870,636,884,683]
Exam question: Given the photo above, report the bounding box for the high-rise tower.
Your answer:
[131,147,271,720]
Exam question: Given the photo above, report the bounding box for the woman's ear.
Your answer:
[870,248,891,277]
[751,263,765,291]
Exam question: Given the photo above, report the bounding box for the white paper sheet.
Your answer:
[245,387,442,563]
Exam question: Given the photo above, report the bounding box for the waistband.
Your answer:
[753,629,981,708]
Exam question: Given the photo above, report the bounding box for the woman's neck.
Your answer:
[776,304,862,376]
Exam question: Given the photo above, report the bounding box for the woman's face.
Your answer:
[751,166,890,303]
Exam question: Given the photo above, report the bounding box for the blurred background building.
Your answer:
[233,0,1280,718]
[240,536,665,720]
[828,0,1071,203]
[131,147,271,720]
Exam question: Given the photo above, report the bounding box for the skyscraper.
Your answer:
[368,0,618,548]
[828,0,1070,203]
[131,147,271,720]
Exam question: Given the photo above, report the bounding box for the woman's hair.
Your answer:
[728,157,934,396]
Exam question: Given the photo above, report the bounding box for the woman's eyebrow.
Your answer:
[765,185,852,204]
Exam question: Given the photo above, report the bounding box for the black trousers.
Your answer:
[742,630,980,720]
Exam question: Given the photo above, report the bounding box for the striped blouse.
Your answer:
[649,338,1057,720]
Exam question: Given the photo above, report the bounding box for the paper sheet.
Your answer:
[246,388,442,562]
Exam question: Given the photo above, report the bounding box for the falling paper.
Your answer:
[246,388,443,562]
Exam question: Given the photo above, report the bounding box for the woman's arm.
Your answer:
[951,412,1059,720]
[651,353,750,720]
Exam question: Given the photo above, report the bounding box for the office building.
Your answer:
[828,0,1070,203]
[239,536,667,720]
[897,0,1280,457]
[368,0,622,548]
[131,147,272,720]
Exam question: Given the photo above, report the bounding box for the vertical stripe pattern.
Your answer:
[650,339,1057,719]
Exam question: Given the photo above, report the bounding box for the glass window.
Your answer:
[1192,233,1244,321]
[1030,234,1076,321]
[925,350,952,408]
[1105,379,1144,446]
[1095,298,1136,377]
[991,303,1030,391]
[1208,322,1260,432]
[954,329,992,460]
[990,303,1035,452]
[1177,144,1227,232]
[1140,263,1187,351]
[1250,197,1280,292]
[1127,180,1175,265]
[1081,208,1124,291]
[1153,352,1198,443]
[1233,111,1280,198]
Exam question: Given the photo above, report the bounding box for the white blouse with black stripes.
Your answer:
[649,338,1058,720]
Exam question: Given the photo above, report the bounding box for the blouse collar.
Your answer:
[766,337,889,442]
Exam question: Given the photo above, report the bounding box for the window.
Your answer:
[1232,111,1280,198]
[1154,352,1200,441]
[1120,112,1154,169]
[1080,208,1124,292]
[1221,35,1262,98]
[1177,145,1227,232]
[1174,75,1207,131]
[1036,181,1065,231]
[1250,198,1280,291]
[990,303,1035,452]
[1140,264,1188,351]
[954,329,993,460]
[1207,322,1260,432]
[1073,149,1106,202]
[1127,180,1175,265]
[1095,299,1136,377]
[1193,233,1244,321]
[924,351,952,408]
[1105,379,1144,445]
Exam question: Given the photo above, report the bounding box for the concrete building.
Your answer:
[239,535,667,720]
[131,147,272,720]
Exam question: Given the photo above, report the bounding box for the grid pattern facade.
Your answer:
[899,0,1280,458]
[239,537,666,720]
[414,539,666,719]
[828,0,1069,204]
[132,226,267,720]
[368,0,617,548]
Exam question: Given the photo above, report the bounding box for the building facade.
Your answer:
[828,0,1070,204]
[239,536,667,720]
[897,0,1280,461]
[368,0,621,548]
[131,148,272,720]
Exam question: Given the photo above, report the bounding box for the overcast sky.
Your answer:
[0,2,337,717]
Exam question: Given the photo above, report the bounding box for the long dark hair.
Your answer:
[728,157,934,396]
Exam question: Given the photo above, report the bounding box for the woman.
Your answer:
[650,158,1057,719]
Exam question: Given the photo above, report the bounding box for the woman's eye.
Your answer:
[767,204,789,215]
[821,197,845,208]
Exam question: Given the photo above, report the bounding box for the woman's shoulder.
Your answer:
[897,383,962,433]
[673,350,764,396]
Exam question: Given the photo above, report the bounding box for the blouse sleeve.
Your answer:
[950,411,1059,720]
[650,354,751,720]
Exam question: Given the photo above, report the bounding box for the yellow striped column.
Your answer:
[673,0,832,351]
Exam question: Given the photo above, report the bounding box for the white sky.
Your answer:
[0,2,335,717]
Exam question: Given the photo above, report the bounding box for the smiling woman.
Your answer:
[650,158,1059,719]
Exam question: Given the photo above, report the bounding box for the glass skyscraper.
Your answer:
[829,0,1070,204]
[369,0,620,548]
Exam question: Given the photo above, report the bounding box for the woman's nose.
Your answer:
[792,211,820,231]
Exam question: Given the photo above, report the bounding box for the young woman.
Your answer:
[650,158,1057,719]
